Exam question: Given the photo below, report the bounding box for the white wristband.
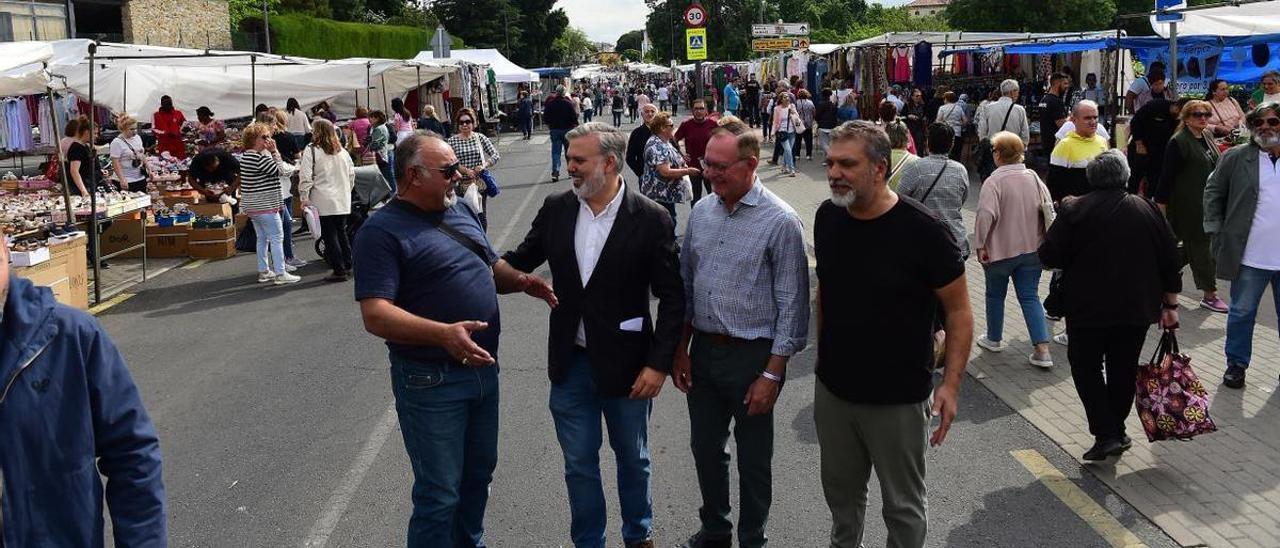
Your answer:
[760,370,783,383]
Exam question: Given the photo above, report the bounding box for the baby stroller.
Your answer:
[314,164,393,257]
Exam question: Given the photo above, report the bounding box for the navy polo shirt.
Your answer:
[353,199,500,363]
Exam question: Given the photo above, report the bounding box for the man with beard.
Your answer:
[671,120,809,548]
[356,133,555,546]
[813,121,973,548]
[1204,102,1280,389]
[495,122,685,548]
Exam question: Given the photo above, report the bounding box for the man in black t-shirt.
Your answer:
[1039,73,1070,159]
[188,149,240,200]
[813,120,973,548]
[744,75,762,128]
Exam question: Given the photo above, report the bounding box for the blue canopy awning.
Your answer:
[531,67,571,78]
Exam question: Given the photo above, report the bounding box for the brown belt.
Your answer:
[696,330,760,346]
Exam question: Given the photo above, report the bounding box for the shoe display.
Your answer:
[273,272,301,285]
[1028,351,1054,369]
[976,336,1006,352]
[1199,296,1229,313]
[1223,365,1246,389]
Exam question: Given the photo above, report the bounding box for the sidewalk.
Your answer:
[959,207,1280,548]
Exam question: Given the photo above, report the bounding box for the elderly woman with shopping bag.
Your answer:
[300,119,356,282]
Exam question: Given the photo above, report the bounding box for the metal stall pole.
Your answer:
[88,43,101,305]
[416,66,422,117]
[45,74,75,228]
[251,54,258,118]
[366,62,372,109]
[1168,21,1178,93]
[381,73,389,114]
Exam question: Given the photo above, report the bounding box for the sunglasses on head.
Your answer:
[1250,117,1280,128]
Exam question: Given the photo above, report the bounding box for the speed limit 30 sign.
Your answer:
[684,3,707,27]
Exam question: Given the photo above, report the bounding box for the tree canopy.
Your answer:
[616,30,645,54]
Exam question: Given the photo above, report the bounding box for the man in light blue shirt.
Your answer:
[723,78,741,116]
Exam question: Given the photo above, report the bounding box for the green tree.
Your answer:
[329,0,367,21]
[551,26,597,65]
[622,48,643,62]
[229,0,280,28]
[508,0,570,68]
[945,0,1114,32]
[616,30,644,54]
[847,4,948,41]
[280,0,331,18]
[433,0,525,58]
[644,0,757,62]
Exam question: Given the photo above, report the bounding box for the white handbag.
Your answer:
[1035,172,1056,231]
[303,204,322,238]
[679,175,694,203]
[462,182,484,213]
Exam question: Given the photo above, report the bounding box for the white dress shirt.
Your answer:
[1243,151,1280,270]
[575,179,626,346]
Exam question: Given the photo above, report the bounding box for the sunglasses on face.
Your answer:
[458,119,474,125]
[1189,111,1213,118]
[420,161,461,179]
[1251,117,1280,128]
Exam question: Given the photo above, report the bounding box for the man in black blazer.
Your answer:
[495,121,685,548]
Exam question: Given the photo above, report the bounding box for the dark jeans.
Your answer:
[376,156,396,194]
[689,174,711,203]
[1179,238,1216,292]
[319,214,352,273]
[798,128,813,158]
[660,201,677,235]
[279,197,295,260]
[771,134,784,163]
[1066,324,1149,440]
[522,117,533,139]
[389,354,500,548]
[550,129,570,174]
[949,137,964,162]
[1226,265,1280,369]
[550,350,653,547]
[584,109,594,122]
[688,334,775,548]
[744,102,760,127]
[612,110,623,126]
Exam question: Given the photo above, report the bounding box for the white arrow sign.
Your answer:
[752,23,810,37]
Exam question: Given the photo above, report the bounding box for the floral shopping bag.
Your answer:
[1135,330,1218,442]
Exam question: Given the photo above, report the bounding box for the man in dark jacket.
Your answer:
[626,103,659,182]
[1128,96,1184,197]
[1039,149,1181,461]
[544,85,580,182]
[0,243,166,546]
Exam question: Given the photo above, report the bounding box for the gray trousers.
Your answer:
[814,379,930,548]
[688,334,775,547]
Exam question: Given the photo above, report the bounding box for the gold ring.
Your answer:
[463,358,469,365]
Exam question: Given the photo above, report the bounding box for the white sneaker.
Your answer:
[976,336,1006,352]
[273,272,301,285]
[287,257,308,267]
[1029,351,1054,369]
[1053,332,1069,346]
[257,271,275,283]
[284,264,298,273]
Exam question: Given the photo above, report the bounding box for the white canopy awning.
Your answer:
[0,41,55,96]
[419,48,537,83]
[1152,0,1280,38]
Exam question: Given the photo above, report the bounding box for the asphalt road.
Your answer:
[98,120,1180,548]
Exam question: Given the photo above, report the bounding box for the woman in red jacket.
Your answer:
[152,95,187,159]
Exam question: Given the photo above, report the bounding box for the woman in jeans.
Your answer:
[300,119,356,282]
[794,89,817,160]
[270,110,305,269]
[771,93,801,176]
[239,123,301,285]
[973,132,1054,368]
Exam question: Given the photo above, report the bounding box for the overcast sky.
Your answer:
[560,0,913,44]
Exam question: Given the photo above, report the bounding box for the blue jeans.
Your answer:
[250,212,285,275]
[551,129,569,174]
[983,252,1051,345]
[778,132,795,171]
[389,354,500,548]
[1225,265,1280,368]
[550,350,653,547]
[279,197,295,260]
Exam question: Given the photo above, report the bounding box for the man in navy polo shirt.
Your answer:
[354,131,555,547]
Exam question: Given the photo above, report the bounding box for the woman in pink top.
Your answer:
[1205,79,1245,137]
[349,107,372,163]
[973,131,1054,368]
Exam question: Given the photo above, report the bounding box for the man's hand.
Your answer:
[743,376,780,416]
[441,321,494,366]
[672,350,692,393]
[629,366,667,399]
[520,274,558,308]
[929,381,960,447]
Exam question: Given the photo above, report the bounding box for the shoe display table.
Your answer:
[13,234,89,310]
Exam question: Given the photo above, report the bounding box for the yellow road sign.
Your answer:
[752,37,810,52]
[686,28,707,61]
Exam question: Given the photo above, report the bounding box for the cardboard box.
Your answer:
[234,213,249,233]
[118,223,190,259]
[98,219,145,257]
[10,246,50,267]
[191,203,233,218]
[188,225,236,259]
[16,235,88,310]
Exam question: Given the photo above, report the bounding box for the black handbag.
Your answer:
[235,220,256,252]
[977,103,1016,178]
[1043,271,1066,319]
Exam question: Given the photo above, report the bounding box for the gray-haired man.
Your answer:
[975,79,1030,181]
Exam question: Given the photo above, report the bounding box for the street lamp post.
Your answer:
[262,0,272,54]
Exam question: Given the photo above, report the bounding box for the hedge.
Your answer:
[259,13,463,60]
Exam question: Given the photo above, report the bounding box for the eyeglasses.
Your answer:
[1251,117,1280,128]
[700,157,746,173]
[1189,111,1213,118]
[457,119,474,125]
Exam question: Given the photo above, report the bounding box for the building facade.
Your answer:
[0,0,231,48]
[907,0,950,18]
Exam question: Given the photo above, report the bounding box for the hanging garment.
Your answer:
[7,98,33,152]
[893,46,912,82]
[37,97,55,147]
[913,41,933,86]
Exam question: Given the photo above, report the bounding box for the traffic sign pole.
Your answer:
[684,3,709,113]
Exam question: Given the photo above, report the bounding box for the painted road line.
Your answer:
[181,259,208,270]
[89,292,136,315]
[1010,449,1149,548]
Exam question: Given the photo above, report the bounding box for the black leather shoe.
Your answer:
[625,539,653,548]
[1083,437,1126,461]
[679,532,731,548]
[1223,365,1246,389]
[551,171,560,182]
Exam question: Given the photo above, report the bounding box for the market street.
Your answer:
[87,120,1196,547]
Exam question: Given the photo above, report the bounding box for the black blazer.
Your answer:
[503,185,685,397]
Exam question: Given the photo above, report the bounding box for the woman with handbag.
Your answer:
[1155,100,1227,313]
[300,119,356,282]
[239,123,302,285]
[884,121,918,190]
[109,115,150,193]
[935,91,968,162]
[771,93,802,176]
[973,132,1054,369]
[447,107,500,231]
[1038,150,1182,461]
[642,112,700,229]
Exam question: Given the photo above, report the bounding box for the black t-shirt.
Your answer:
[1039,92,1066,153]
[190,150,240,186]
[66,141,97,195]
[814,198,965,404]
[745,80,761,102]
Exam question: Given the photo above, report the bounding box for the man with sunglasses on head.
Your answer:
[672,119,808,548]
[354,131,556,547]
[1205,102,1280,390]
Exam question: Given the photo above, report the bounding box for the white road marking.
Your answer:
[300,157,552,548]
